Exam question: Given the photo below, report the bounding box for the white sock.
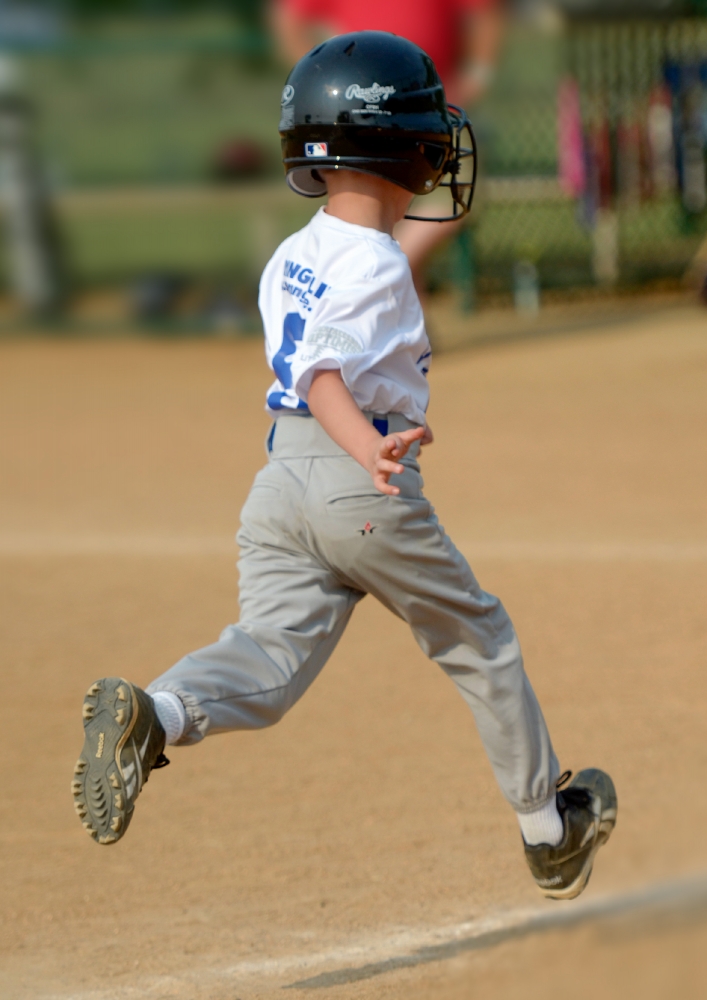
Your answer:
[151,691,186,745]
[517,796,564,846]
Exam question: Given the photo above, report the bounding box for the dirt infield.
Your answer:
[2,306,707,999]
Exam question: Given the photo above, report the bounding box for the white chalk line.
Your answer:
[463,540,707,562]
[0,533,236,556]
[39,872,707,999]
[2,533,707,561]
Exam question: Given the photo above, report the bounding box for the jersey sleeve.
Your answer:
[289,246,413,405]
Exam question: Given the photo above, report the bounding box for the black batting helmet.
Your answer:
[279,31,477,222]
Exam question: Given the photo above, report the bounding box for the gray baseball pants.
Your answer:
[148,413,559,813]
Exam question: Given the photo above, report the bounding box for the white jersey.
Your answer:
[258,207,431,425]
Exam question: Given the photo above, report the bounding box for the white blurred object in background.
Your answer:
[647,86,677,196]
[592,208,619,285]
[0,51,65,318]
[513,259,541,315]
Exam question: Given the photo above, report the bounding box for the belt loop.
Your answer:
[266,422,276,454]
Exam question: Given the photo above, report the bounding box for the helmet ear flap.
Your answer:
[286,167,327,197]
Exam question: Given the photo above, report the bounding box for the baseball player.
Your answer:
[72,32,616,900]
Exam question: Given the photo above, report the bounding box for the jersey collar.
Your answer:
[313,206,400,248]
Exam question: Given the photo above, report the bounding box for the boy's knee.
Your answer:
[416,604,518,665]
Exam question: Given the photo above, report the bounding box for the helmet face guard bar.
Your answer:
[404,105,477,223]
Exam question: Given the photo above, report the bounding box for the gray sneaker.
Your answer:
[71,677,169,845]
[524,768,617,900]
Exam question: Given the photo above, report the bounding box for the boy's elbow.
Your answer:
[307,367,343,409]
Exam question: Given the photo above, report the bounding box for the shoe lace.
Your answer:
[556,769,591,809]
[153,753,171,769]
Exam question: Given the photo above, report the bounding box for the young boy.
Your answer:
[72,31,616,900]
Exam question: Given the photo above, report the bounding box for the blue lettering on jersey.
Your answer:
[416,348,432,377]
[282,260,328,312]
[284,261,301,279]
[267,390,308,411]
[267,311,309,412]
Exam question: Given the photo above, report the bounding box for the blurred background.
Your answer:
[1,0,707,334]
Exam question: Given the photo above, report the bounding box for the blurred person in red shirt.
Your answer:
[270,0,506,294]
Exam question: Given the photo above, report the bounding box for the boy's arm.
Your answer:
[308,369,426,496]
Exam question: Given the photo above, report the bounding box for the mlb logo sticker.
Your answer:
[305,142,328,158]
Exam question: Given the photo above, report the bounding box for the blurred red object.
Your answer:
[274,0,498,88]
[211,139,269,182]
[588,115,614,209]
[617,118,641,206]
[558,77,586,198]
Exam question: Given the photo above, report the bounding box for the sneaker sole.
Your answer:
[71,677,137,845]
[541,773,618,901]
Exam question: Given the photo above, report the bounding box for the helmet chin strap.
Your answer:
[403,106,478,223]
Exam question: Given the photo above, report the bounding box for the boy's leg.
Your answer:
[382,526,556,815]
[312,453,616,898]
[148,461,362,744]
[74,459,362,844]
[311,458,558,815]
[147,528,360,744]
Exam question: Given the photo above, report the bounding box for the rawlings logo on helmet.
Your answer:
[345,82,396,103]
[281,84,295,106]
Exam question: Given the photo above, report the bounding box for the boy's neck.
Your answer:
[323,169,413,236]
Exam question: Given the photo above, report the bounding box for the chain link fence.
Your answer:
[436,15,707,301]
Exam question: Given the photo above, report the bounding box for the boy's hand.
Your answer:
[307,370,432,495]
[367,426,425,495]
